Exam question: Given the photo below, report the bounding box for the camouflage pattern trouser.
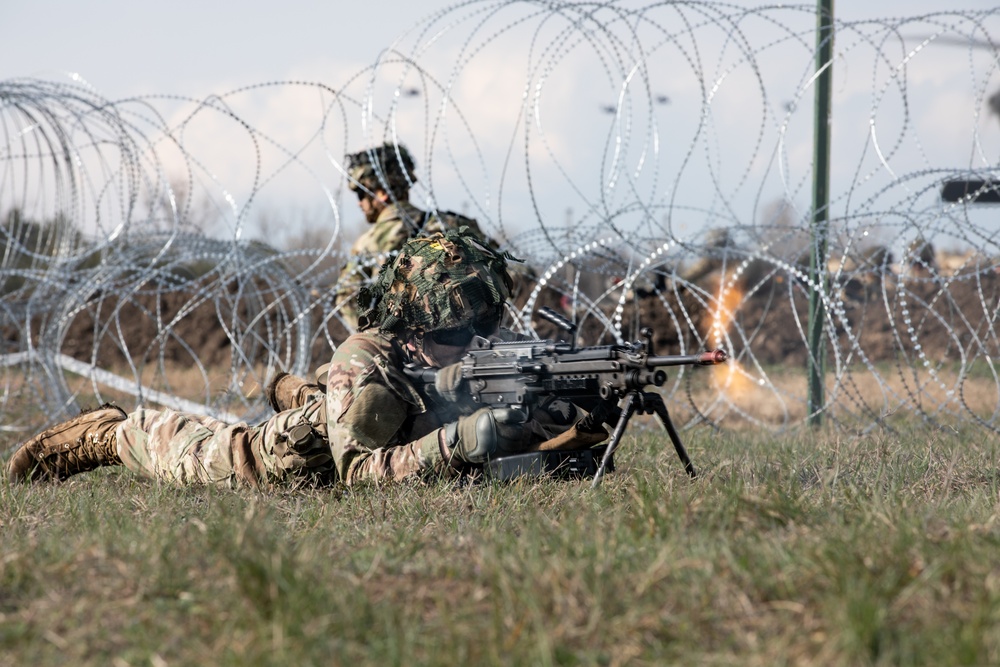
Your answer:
[115,389,329,488]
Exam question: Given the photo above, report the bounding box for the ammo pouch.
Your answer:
[272,420,336,485]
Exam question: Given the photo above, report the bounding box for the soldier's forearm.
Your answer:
[340,429,448,485]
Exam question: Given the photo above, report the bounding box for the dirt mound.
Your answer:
[50,278,347,371]
[537,270,1000,365]
[38,269,1000,370]
[59,288,241,369]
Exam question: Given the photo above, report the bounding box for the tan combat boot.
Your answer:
[6,403,127,483]
[265,372,323,412]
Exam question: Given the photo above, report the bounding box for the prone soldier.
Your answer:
[7,229,600,487]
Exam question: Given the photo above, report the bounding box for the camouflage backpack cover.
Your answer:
[356,227,514,334]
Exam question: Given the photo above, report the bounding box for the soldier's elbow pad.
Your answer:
[273,422,336,483]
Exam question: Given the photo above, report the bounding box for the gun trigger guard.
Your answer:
[493,406,529,424]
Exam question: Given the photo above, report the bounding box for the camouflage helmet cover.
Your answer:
[357,227,514,334]
[346,142,417,197]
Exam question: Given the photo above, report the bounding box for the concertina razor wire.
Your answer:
[2,1,1000,441]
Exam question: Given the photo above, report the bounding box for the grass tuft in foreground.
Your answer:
[2,423,1000,666]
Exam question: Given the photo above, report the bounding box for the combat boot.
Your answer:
[265,372,323,412]
[6,403,127,483]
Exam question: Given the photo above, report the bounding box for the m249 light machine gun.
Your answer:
[407,306,728,487]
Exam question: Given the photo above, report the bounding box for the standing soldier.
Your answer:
[336,142,495,329]
[7,229,602,487]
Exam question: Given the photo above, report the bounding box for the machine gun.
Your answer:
[405,307,728,487]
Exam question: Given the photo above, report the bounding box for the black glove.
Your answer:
[434,362,466,403]
[442,407,533,464]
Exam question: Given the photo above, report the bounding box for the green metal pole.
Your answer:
[808,0,833,426]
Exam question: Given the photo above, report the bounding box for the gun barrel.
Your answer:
[647,349,728,367]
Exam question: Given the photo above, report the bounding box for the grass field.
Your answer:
[2,422,1000,666]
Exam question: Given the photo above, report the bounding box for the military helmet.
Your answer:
[357,227,514,334]
[346,143,417,199]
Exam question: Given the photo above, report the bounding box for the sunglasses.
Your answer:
[427,318,499,347]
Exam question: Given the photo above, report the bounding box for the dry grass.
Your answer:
[3,423,1000,666]
[676,361,1000,429]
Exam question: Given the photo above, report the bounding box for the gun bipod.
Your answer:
[592,390,696,488]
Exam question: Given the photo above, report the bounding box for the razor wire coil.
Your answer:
[2,1,1000,441]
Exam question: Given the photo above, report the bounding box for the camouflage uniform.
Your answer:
[115,390,331,488]
[323,330,449,482]
[107,330,452,487]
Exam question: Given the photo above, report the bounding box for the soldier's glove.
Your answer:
[433,362,466,403]
[442,407,533,464]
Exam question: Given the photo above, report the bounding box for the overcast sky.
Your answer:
[3,0,995,96]
[1,1,470,100]
[2,1,999,248]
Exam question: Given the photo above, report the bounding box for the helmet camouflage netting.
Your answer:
[356,227,515,334]
[346,143,417,198]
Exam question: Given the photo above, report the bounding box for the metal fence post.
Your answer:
[808,0,834,426]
